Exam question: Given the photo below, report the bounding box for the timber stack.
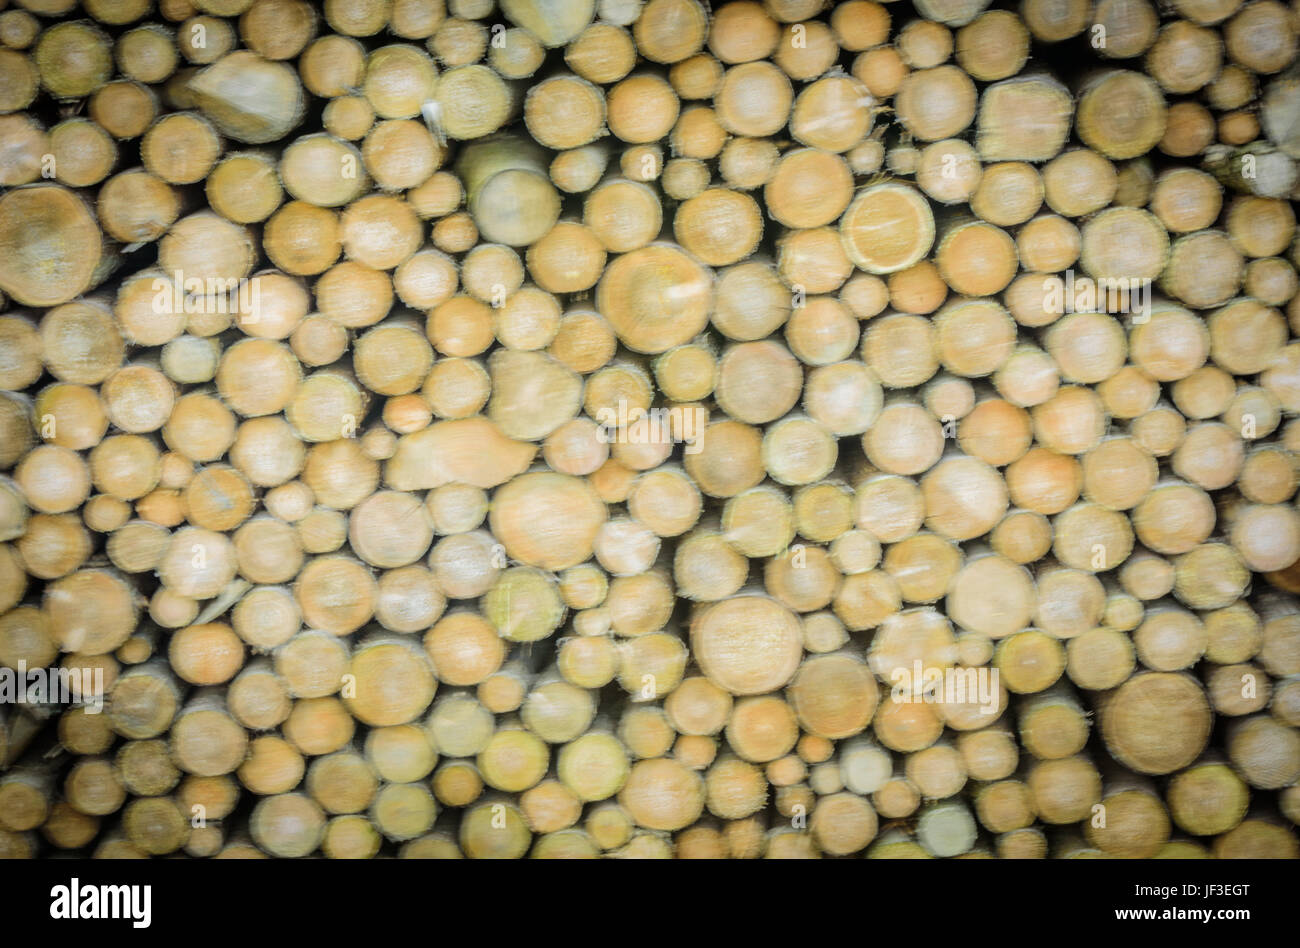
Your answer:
[0,0,1299,860]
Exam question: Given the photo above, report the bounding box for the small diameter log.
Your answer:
[906,740,968,800]
[811,792,879,855]
[227,660,293,732]
[109,660,181,740]
[525,75,606,151]
[713,62,790,138]
[171,690,248,777]
[974,779,1035,834]
[675,187,765,266]
[1065,628,1134,691]
[1082,776,1170,858]
[917,799,978,856]
[1166,758,1251,836]
[0,767,55,832]
[250,792,325,858]
[99,167,180,244]
[428,694,495,759]
[956,11,1030,80]
[788,653,879,740]
[123,796,189,855]
[1227,714,1300,788]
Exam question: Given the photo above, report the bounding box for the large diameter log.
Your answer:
[34,20,113,100]
[188,50,306,144]
[435,65,521,140]
[839,182,936,274]
[618,757,704,831]
[635,0,709,64]
[487,350,582,441]
[787,652,879,740]
[975,75,1073,161]
[915,0,993,25]
[1261,70,1300,158]
[502,0,596,47]
[895,65,977,141]
[595,243,714,353]
[525,75,607,150]
[455,135,561,247]
[690,593,803,695]
[1205,142,1299,198]
[0,185,104,307]
[489,471,607,571]
[385,417,536,490]
[1098,671,1213,774]
[1076,70,1168,160]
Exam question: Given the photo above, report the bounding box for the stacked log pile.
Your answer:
[0,0,1299,859]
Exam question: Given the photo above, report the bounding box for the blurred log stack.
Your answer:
[0,0,1299,860]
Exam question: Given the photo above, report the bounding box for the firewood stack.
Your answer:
[0,0,1299,860]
